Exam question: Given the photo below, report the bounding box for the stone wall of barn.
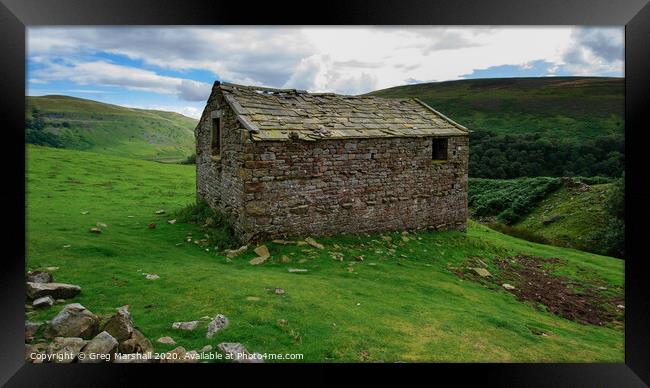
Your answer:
[238,135,469,241]
[195,92,248,237]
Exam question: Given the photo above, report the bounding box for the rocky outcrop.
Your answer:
[78,331,118,363]
[45,303,100,339]
[217,342,263,363]
[103,305,134,341]
[26,271,53,284]
[206,314,229,338]
[26,282,81,300]
[47,337,88,363]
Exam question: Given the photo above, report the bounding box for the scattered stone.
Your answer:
[381,235,392,242]
[96,222,108,228]
[63,244,71,248]
[27,270,53,284]
[226,245,248,258]
[275,288,285,295]
[254,245,270,258]
[104,305,134,341]
[89,227,102,234]
[81,211,89,215]
[502,283,516,290]
[200,345,213,353]
[281,255,290,263]
[155,209,166,214]
[45,266,59,272]
[25,342,48,363]
[249,256,268,265]
[157,336,176,345]
[617,304,625,309]
[304,237,324,249]
[246,296,260,301]
[25,321,42,339]
[160,346,195,363]
[355,255,364,262]
[272,239,296,245]
[401,236,410,243]
[145,274,160,280]
[47,337,88,363]
[33,296,55,309]
[55,299,66,304]
[287,268,308,273]
[172,321,199,331]
[119,328,154,355]
[470,267,491,277]
[168,219,177,225]
[26,282,81,300]
[79,331,118,363]
[206,314,229,338]
[148,223,156,229]
[217,342,264,363]
[45,303,100,339]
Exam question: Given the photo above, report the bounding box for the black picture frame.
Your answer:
[1,0,648,386]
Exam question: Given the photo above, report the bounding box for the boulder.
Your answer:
[26,282,81,300]
[45,303,100,339]
[119,328,154,355]
[206,314,229,338]
[104,305,134,341]
[304,237,324,250]
[25,342,47,363]
[249,256,268,265]
[47,337,88,363]
[26,271,53,284]
[470,267,491,277]
[160,346,197,363]
[172,321,199,331]
[226,245,248,258]
[254,245,270,258]
[33,296,55,309]
[25,321,43,340]
[157,336,176,345]
[79,331,118,363]
[217,342,264,363]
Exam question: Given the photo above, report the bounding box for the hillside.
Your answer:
[468,177,623,258]
[26,95,197,161]
[370,77,624,178]
[26,145,623,362]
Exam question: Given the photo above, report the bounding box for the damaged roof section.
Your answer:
[217,81,469,142]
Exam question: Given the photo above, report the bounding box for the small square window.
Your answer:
[432,138,448,161]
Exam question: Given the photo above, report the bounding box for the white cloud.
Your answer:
[27,26,624,98]
[32,60,211,101]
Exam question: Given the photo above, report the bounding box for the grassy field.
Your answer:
[26,95,197,161]
[369,77,623,142]
[26,145,624,362]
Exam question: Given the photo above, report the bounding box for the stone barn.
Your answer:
[196,81,469,242]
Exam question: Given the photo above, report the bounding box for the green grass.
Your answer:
[26,95,197,161]
[26,145,624,362]
[514,184,614,252]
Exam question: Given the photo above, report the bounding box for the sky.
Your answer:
[26,26,624,119]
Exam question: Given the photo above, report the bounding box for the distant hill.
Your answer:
[370,77,624,178]
[26,95,197,162]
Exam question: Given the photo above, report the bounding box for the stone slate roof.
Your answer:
[217,82,469,142]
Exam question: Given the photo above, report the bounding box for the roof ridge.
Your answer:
[220,81,307,94]
[412,97,470,132]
